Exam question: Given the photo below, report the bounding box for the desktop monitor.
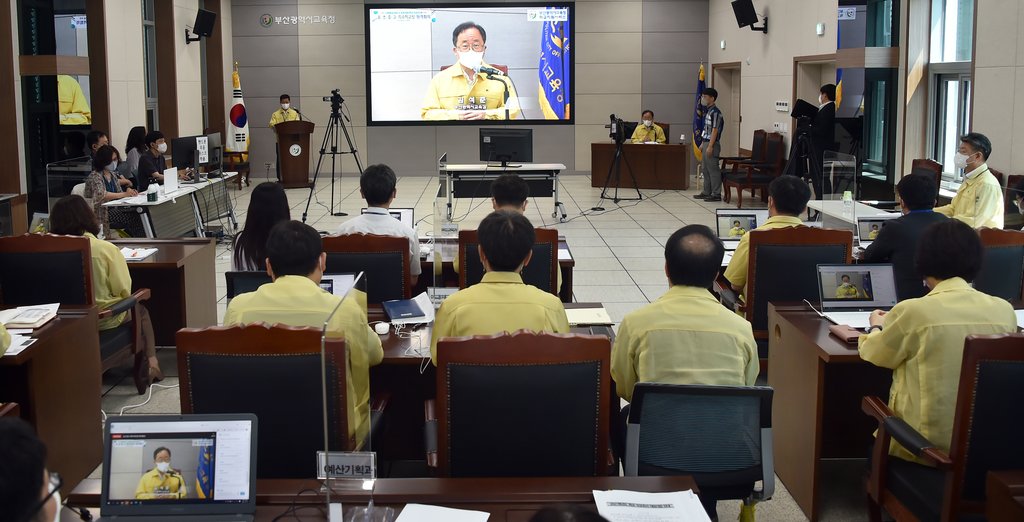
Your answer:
[171,136,202,170]
[480,128,533,166]
[206,132,223,175]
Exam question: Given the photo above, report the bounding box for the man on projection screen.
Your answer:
[421,22,521,120]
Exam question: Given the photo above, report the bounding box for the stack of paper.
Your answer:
[565,307,613,326]
[593,489,711,522]
[3,334,36,356]
[0,303,59,329]
[394,504,488,521]
[1015,310,1024,329]
[120,247,158,261]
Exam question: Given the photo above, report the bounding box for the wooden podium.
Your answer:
[275,120,315,188]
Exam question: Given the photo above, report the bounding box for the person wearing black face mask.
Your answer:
[83,144,139,233]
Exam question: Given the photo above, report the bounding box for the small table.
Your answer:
[67,475,696,521]
[988,470,1024,522]
[0,308,101,495]
[442,163,567,222]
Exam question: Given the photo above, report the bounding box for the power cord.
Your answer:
[112,383,180,416]
[271,487,325,521]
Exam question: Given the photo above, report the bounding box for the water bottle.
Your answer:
[842,190,854,219]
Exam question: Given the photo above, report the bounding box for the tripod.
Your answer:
[593,123,642,210]
[302,91,363,223]
[783,127,828,199]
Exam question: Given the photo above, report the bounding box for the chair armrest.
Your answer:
[862,397,952,469]
[98,289,152,319]
[424,399,438,469]
[714,275,741,311]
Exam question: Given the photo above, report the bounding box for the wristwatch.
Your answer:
[867,325,883,334]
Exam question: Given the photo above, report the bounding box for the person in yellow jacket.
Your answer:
[58,75,91,125]
[934,133,1004,229]
[728,220,746,237]
[630,110,666,143]
[867,224,880,240]
[421,22,520,121]
[269,94,300,181]
[834,275,862,299]
[858,220,1017,465]
[135,447,187,499]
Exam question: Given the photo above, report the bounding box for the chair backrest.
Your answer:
[943,334,1024,517]
[224,271,273,300]
[71,183,86,197]
[747,226,854,332]
[910,159,943,189]
[624,383,775,501]
[435,330,611,477]
[749,129,768,162]
[974,228,1024,302]
[655,122,671,143]
[176,323,350,479]
[989,168,1005,188]
[0,234,93,306]
[457,228,559,295]
[762,132,785,170]
[322,234,410,304]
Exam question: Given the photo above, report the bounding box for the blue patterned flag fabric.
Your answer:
[835,24,843,109]
[538,16,571,120]
[196,444,214,499]
[692,64,706,161]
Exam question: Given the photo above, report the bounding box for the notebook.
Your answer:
[360,207,414,229]
[97,414,257,521]
[715,209,767,250]
[856,214,899,249]
[815,264,898,330]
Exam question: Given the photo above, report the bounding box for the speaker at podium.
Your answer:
[275,120,315,188]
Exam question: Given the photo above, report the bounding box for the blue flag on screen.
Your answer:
[196,444,213,499]
[692,64,707,161]
[538,16,571,120]
[835,24,843,108]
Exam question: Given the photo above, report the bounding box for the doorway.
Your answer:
[712,63,742,157]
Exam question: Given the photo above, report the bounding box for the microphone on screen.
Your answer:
[479,66,506,77]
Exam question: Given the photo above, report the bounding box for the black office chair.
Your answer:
[224,271,273,300]
[323,234,411,304]
[0,234,152,394]
[975,228,1024,302]
[458,228,559,296]
[177,323,353,479]
[427,330,612,477]
[863,333,1024,521]
[624,383,775,514]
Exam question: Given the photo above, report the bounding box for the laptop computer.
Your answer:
[360,207,414,229]
[715,209,767,250]
[815,264,898,329]
[856,214,899,249]
[319,272,356,296]
[98,414,258,521]
[162,167,180,195]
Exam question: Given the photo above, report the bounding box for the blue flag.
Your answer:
[538,16,570,120]
[692,64,707,161]
[195,444,214,499]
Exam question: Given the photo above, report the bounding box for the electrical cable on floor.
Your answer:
[115,382,180,416]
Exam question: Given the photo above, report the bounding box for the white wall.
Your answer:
[105,1,147,148]
[175,0,205,136]
[708,0,838,152]
[972,0,1024,175]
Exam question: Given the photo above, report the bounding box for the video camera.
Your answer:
[790,99,818,134]
[606,113,626,145]
[322,89,344,115]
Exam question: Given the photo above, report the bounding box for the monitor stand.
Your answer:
[486,161,522,168]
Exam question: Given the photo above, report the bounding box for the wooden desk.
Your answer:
[113,238,217,346]
[67,475,697,521]
[591,143,689,190]
[768,303,892,521]
[988,470,1024,522]
[0,308,101,495]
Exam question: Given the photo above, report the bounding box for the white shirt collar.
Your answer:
[965,162,989,181]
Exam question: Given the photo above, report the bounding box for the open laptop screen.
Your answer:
[856,215,898,244]
[817,264,898,310]
[360,207,414,229]
[101,414,257,516]
[716,214,757,240]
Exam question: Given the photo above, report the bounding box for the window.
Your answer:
[931,72,971,179]
[142,0,158,130]
[931,0,973,64]
[927,0,973,177]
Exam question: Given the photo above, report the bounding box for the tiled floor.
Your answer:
[97,172,871,521]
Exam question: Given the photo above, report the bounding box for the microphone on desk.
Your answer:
[479,66,506,76]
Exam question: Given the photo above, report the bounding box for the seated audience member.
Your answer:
[123,125,148,180]
[934,132,1004,228]
[134,446,186,499]
[232,182,290,271]
[334,164,421,285]
[861,173,948,300]
[83,145,139,234]
[50,195,162,388]
[0,418,61,522]
[723,175,811,295]
[137,131,190,192]
[858,219,1017,465]
[89,130,132,188]
[224,220,384,444]
[430,210,570,363]
[612,224,758,402]
[629,109,666,144]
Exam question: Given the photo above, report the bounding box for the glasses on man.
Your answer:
[456,43,484,52]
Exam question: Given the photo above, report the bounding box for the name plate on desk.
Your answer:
[317,451,377,482]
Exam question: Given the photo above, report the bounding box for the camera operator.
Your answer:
[809,84,837,197]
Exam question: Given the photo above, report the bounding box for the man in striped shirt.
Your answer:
[696,87,725,202]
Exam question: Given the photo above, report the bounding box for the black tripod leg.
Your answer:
[302,113,339,222]
[618,149,642,201]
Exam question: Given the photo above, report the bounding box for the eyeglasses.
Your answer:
[23,472,62,522]
[456,43,484,52]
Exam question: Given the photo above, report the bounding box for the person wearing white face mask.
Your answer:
[135,447,187,499]
[83,145,139,233]
[808,84,838,198]
[137,130,188,192]
[629,109,666,144]
[934,132,1004,229]
[0,418,63,522]
[269,94,300,181]
[422,21,520,121]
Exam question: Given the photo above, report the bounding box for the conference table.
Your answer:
[0,307,101,496]
[103,173,238,238]
[441,163,568,222]
[590,142,690,190]
[767,303,893,521]
[112,238,218,346]
[804,200,895,231]
[65,475,698,521]
[988,470,1024,522]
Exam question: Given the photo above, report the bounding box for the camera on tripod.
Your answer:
[790,99,818,136]
[322,88,342,103]
[605,113,626,145]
